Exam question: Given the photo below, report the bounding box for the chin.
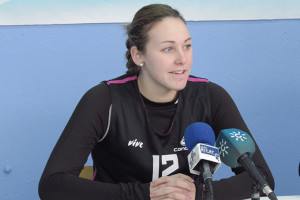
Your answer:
[172,82,188,91]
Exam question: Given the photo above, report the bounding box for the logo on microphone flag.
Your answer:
[229,131,248,142]
[218,131,248,158]
[188,143,221,175]
[218,139,229,157]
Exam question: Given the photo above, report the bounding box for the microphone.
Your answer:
[184,122,221,200]
[215,128,277,200]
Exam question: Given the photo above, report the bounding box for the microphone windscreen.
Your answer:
[184,122,215,152]
[216,128,256,168]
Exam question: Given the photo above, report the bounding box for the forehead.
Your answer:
[147,17,190,44]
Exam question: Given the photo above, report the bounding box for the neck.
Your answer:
[137,76,178,103]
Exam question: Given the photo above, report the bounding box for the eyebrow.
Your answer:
[160,37,192,44]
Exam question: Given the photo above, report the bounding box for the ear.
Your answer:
[130,46,144,66]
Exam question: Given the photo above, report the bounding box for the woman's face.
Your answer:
[139,17,193,99]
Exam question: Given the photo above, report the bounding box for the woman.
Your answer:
[39,4,274,200]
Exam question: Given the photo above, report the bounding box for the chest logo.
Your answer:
[128,139,143,148]
[174,136,188,152]
[180,137,186,146]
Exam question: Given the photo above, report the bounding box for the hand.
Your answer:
[150,173,196,200]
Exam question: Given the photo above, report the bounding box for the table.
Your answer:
[245,196,300,200]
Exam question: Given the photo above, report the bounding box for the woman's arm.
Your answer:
[208,82,275,200]
[38,83,150,200]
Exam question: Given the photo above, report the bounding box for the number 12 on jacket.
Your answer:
[152,154,179,180]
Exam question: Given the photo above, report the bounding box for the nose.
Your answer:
[175,49,186,65]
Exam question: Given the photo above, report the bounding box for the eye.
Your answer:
[163,47,172,52]
[184,44,192,49]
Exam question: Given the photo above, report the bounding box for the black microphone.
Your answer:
[184,122,221,200]
[216,128,277,200]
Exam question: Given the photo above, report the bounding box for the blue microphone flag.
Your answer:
[184,122,221,175]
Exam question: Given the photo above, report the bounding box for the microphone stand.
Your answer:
[201,161,214,200]
[251,184,260,200]
[202,180,214,200]
[238,153,278,200]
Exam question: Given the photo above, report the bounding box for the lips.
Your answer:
[170,70,185,74]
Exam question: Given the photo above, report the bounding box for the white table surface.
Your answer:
[245,196,300,200]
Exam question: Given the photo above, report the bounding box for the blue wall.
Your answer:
[0,19,299,199]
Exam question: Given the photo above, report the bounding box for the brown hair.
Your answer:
[125,4,186,74]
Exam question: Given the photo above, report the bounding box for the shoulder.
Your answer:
[206,81,233,104]
[83,73,136,100]
[82,74,138,107]
[207,81,231,98]
[105,74,138,86]
[187,75,226,92]
[186,75,234,106]
[186,75,228,95]
[83,82,110,102]
[187,75,209,86]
